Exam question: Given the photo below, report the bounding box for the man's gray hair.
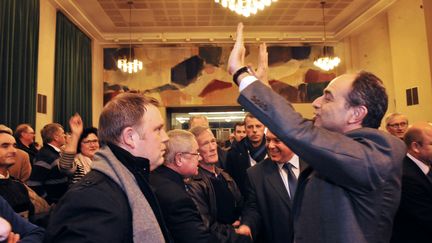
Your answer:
[164,129,196,164]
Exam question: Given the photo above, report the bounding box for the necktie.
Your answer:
[283,163,298,200]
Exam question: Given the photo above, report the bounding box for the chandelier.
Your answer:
[314,1,340,71]
[214,0,278,17]
[117,1,143,74]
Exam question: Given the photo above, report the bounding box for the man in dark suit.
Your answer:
[391,122,432,243]
[229,23,406,243]
[150,129,217,243]
[238,129,306,242]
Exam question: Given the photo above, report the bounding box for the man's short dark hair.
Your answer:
[346,71,388,129]
[233,122,245,130]
[41,123,63,144]
[98,92,159,144]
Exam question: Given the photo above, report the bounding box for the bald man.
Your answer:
[391,122,432,243]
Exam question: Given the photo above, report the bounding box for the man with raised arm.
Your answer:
[228,23,405,243]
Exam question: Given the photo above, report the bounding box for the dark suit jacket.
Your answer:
[238,81,406,243]
[242,158,307,243]
[391,156,432,243]
[150,166,213,243]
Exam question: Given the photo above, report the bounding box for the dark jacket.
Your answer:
[0,196,44,243]
[44,170,133,243]
[27,144,68,204]
[15,139,38,164]
[242,158,307,243]
[239,81,406,243]
[225,138,253,195]
[188,166,248,243]
[391,155,432,243]
[150,166,216,243]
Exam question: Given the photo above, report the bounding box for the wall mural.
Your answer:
[103,44,337,106]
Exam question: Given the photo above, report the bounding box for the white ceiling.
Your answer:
[52,0,397,44]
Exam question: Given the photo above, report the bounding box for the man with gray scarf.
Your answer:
[45,93,172,243]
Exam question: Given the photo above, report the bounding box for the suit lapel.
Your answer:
[264,159,292,207]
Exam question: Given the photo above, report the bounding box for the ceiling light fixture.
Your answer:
[117,1,143,74]
[214,0,278,17]
[314,1,340,71]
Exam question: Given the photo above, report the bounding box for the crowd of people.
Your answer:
[0,23,431,243]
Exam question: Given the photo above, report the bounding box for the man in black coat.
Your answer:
[391,122,432,243]
[151,129,217,243]
[226,113,266,196]
[239,130,307,242]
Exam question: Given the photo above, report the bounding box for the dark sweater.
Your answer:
[27,144,68,204]
[0,177,33,216]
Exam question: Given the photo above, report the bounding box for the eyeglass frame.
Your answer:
[178,152,201,159]
[81,139,99,145]
[387,122,408,129]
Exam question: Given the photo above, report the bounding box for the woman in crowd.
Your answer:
[59,114,99,185]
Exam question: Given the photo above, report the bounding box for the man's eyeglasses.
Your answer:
[82,139,99,145]
[387,122,408,129]
[179,152,201,159]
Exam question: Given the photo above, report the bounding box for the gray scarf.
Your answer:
[92,146,165,243]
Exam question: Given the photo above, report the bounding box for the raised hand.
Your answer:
[250,43,269,85]
[69,113,83,137]
[228,23,246,75]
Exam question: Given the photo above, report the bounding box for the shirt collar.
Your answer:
[0,172,10,179]
[47,143,62,152]
[407,153,430,175]
[277,154,300,169]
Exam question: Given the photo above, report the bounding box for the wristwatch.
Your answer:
[232,66,250,86]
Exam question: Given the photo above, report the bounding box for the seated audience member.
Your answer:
[0,131,33,219]
[0,196,44,243]
[27,123,68,204]
[226,113,266,196]
[238,129,307,242]
[0,125,31,182]
[44,93,172,243]
[188,126,249,242]
[151,129,218,243]
[385,113,409,139]
[391,122,432,243]
[58,114,99,185]
[189,115,227,169]
[14,124,38,163]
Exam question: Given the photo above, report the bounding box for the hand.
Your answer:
[235,224,252,239]
[228,23,246,75]
[7,232,20,243]
[232,220,240,228]
[249,43,269,85]
[69,113,83,137]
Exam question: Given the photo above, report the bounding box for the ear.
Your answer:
[119,127,136,149]
[348,105,368,125]
[174,153,183,167]
[411,142,421,154]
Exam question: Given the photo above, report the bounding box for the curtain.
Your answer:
[0,0,39,129]
[54,12,92,130]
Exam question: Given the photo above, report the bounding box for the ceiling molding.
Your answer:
[334,0,397,40]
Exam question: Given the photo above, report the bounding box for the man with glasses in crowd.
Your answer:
[14,124,38,163]
[385,113,409,139]
[151,129,219,243]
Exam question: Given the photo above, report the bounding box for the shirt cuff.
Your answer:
[239,75,258,92]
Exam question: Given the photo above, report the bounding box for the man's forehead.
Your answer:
[325,74,356,96]
[0,133,16,143]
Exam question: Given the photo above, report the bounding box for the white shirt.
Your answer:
[276,154,300,197]
[239,75,258,91]
[407,153,430,175]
